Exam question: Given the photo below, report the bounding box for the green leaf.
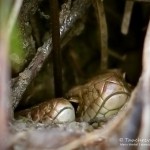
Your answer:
[10,23,26,75]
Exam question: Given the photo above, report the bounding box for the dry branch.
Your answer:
[93,0,108,71]
[50,0,63,97]
[8,1,150,150]
[11,0,92,109]
[121,1,134,35]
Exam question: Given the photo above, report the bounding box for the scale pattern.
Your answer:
[66,72,130,122]
[15,72,130,123]
[15,98,75,123]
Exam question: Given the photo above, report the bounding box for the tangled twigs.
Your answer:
[11,0,92,109]
[7,1,150,149]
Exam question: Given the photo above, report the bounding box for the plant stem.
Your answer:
[50,0,63,97]
[93,0,108,71]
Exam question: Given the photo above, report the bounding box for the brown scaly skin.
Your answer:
[15,72,131,124]
[15,98,75,123]
[66,71,131,123]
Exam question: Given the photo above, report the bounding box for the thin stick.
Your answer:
[93,0,108,71]
[50,0,63,97]
[108,49,126,61]
[12,0,92,109]
[121,1,134,35]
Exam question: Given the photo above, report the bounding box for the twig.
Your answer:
[121,1,134,35]
[50,0,63,97]
[93,0,108,71]
[12,0,92,109]
[108,49,126,61]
